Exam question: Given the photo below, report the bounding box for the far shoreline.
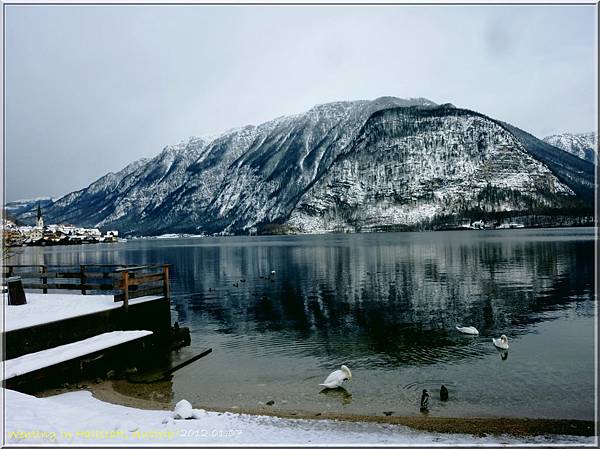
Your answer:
[128,224,596,240]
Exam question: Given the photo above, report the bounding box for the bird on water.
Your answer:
[440,385,449,401]
[319,365,352,389]
[456,326,479,335]
[492,334,509,350]
[420,389,430,412]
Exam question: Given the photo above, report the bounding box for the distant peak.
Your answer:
[307,99,367,113]
[7,196,55,205]
[186,96,446,146]
[373,96,438,107]
[158,135,215,158]
[307,96,439,113]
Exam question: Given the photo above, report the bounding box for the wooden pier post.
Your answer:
[162,264,170,299]
[41,265,48,294]
[122,270,129,311]
[80,265,86,295]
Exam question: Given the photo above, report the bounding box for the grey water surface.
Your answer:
[16,228,596,420]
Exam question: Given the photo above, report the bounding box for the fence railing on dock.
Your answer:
[2,264,171,308]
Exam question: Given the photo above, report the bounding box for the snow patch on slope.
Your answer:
[543,132,597,163]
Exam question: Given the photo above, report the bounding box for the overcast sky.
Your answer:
[5,4,597,202]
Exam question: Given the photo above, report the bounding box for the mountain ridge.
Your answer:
[542,131,597,164]
[10,97,595,235]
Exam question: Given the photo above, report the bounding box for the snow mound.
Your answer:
[172,400,193,419]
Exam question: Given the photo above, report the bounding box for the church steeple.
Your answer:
[36,203,44,228]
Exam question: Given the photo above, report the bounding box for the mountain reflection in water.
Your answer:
[17,228,595,419]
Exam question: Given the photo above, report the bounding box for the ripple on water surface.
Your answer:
[14,229,596,420]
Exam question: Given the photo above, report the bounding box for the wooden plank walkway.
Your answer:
[2,330,153,381]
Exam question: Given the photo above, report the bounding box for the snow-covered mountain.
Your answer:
[17,97,595,235]
[4,197,55,222]
[542,132,597,164]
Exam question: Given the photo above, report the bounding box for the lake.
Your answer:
[14,228,596,420]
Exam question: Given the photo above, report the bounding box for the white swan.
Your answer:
[456,326,479,335]
[492,334,509,350]
[319,365,352,389]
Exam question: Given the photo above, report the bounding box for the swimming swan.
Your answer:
[319,365,352,389]
[492,334,509,350]
[456,326,479,335]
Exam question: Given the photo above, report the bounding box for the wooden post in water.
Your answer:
[122,270,129,311]
[41,265,48,294]
[162,265,170,299]
[80,265,86,295]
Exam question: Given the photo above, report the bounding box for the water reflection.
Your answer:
[319,387,353,405]
[13,229,595,419]
[168,234,592,367]
[14,229,595,368]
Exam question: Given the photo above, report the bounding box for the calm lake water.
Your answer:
[15,228,596,420]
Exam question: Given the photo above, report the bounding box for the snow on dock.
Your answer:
[5,293,162,332]
[1,330,153,381]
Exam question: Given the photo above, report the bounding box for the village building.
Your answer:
[2,205,120,247]
[29,227,44,242]
[36,203,44,228]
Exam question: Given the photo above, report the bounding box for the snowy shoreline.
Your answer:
[2,389,595,446]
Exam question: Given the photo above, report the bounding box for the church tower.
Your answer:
[36,203,44,228]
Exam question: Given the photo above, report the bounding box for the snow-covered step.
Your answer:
[5,293,163,332]
[1,330,153,381]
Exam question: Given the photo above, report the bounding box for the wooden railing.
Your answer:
[113,265,170,309]
[2,264,171,308]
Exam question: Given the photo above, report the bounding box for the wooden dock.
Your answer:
[2,264,183,392]
[3,263,170,305]
[3,331,154,393]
